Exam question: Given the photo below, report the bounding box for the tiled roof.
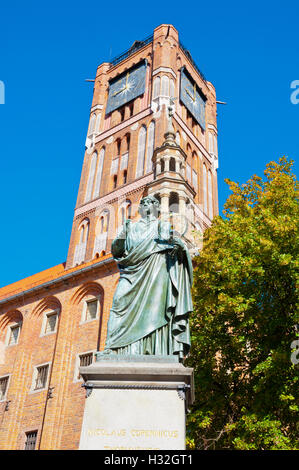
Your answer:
[0,254,112,302]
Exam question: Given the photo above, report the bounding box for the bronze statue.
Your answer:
[103,195,193,361]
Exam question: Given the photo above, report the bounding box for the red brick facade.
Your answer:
[0,24,218,449]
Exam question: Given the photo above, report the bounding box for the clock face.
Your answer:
[180,67,206,130]
[106,60,147,115]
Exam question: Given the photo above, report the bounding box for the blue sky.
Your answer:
[0,0,298,287]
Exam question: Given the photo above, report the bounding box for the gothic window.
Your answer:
[203,164,208,215]
[74,219,89,265]
[136,125,147,178]
[119,107,125,122]
[100,211,109,233]
[153,76,160,99]
[169,78,175,98]
[186,163,191,182]
[208,170,213,219]
[93,211,109,258]
[88,113,96,136]
[85,152,97,202]
[116,138,121,156]
[145,121,155,174]
[213,134,218,157]
[192,169,198,191]
[93,147,105,199]
[208,132,218,157]
[192,152,198,191]
[111,157,119,175]
[126,133,131,152]
[209,132,213,154]
[161,76,169,97]
[95,113,101,134]
[119,200,132,226]
[129,102,134,117]
[120,153,128,171]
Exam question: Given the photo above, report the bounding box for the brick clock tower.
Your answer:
[66,23,218,268]
[0,24,219,450]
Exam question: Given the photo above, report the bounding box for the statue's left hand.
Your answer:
[169,237,186,258]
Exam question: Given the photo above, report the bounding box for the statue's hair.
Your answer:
[141,195,160,206]
[138,195,160,215]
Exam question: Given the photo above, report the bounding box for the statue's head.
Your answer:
[138,195,160,218]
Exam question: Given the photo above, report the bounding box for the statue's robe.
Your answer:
[104,217,193,360]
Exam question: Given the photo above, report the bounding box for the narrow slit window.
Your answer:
[8,324,20,345]
[0,376,9,400]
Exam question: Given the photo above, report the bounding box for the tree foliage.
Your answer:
[186,157,299,450]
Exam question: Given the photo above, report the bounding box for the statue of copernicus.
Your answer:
[103,195,193,361]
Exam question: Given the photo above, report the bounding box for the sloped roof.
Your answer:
[0,254,112,302]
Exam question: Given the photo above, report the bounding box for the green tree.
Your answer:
[186,157,299,450]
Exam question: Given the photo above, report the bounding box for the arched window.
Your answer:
[116,138,121,156]
[175,131,180,146]
[192,152,198,191]
[203,164,208,215]
[88,113,96,136]
[169,78,175,98]
[74,218,89,265]
[113,175,117,188]
[125,133,130,152]
[136,125,147,178]
[213,134,218,157]
[161,76,169,97]
[169,192,179,214]
[95,113,101,134]
[129,102,134,117]
[85,152,97,202]
[93,147,105,199]
[93,211,109,258]
[119,200,132,227]
[145,121,155,174]
[79,225,84,244]
[208,170,213,219]
[209,132,213,154]
[153,76,160,99]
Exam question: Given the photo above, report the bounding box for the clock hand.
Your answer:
[125,72,130,88]
[185,88,195,102]
[112,87,126,97]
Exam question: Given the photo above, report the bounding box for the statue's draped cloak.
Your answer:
[105,218,193,359]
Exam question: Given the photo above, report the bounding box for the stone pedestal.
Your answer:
[78,355,194,450]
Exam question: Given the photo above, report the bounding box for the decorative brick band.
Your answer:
[74,173,154,218]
